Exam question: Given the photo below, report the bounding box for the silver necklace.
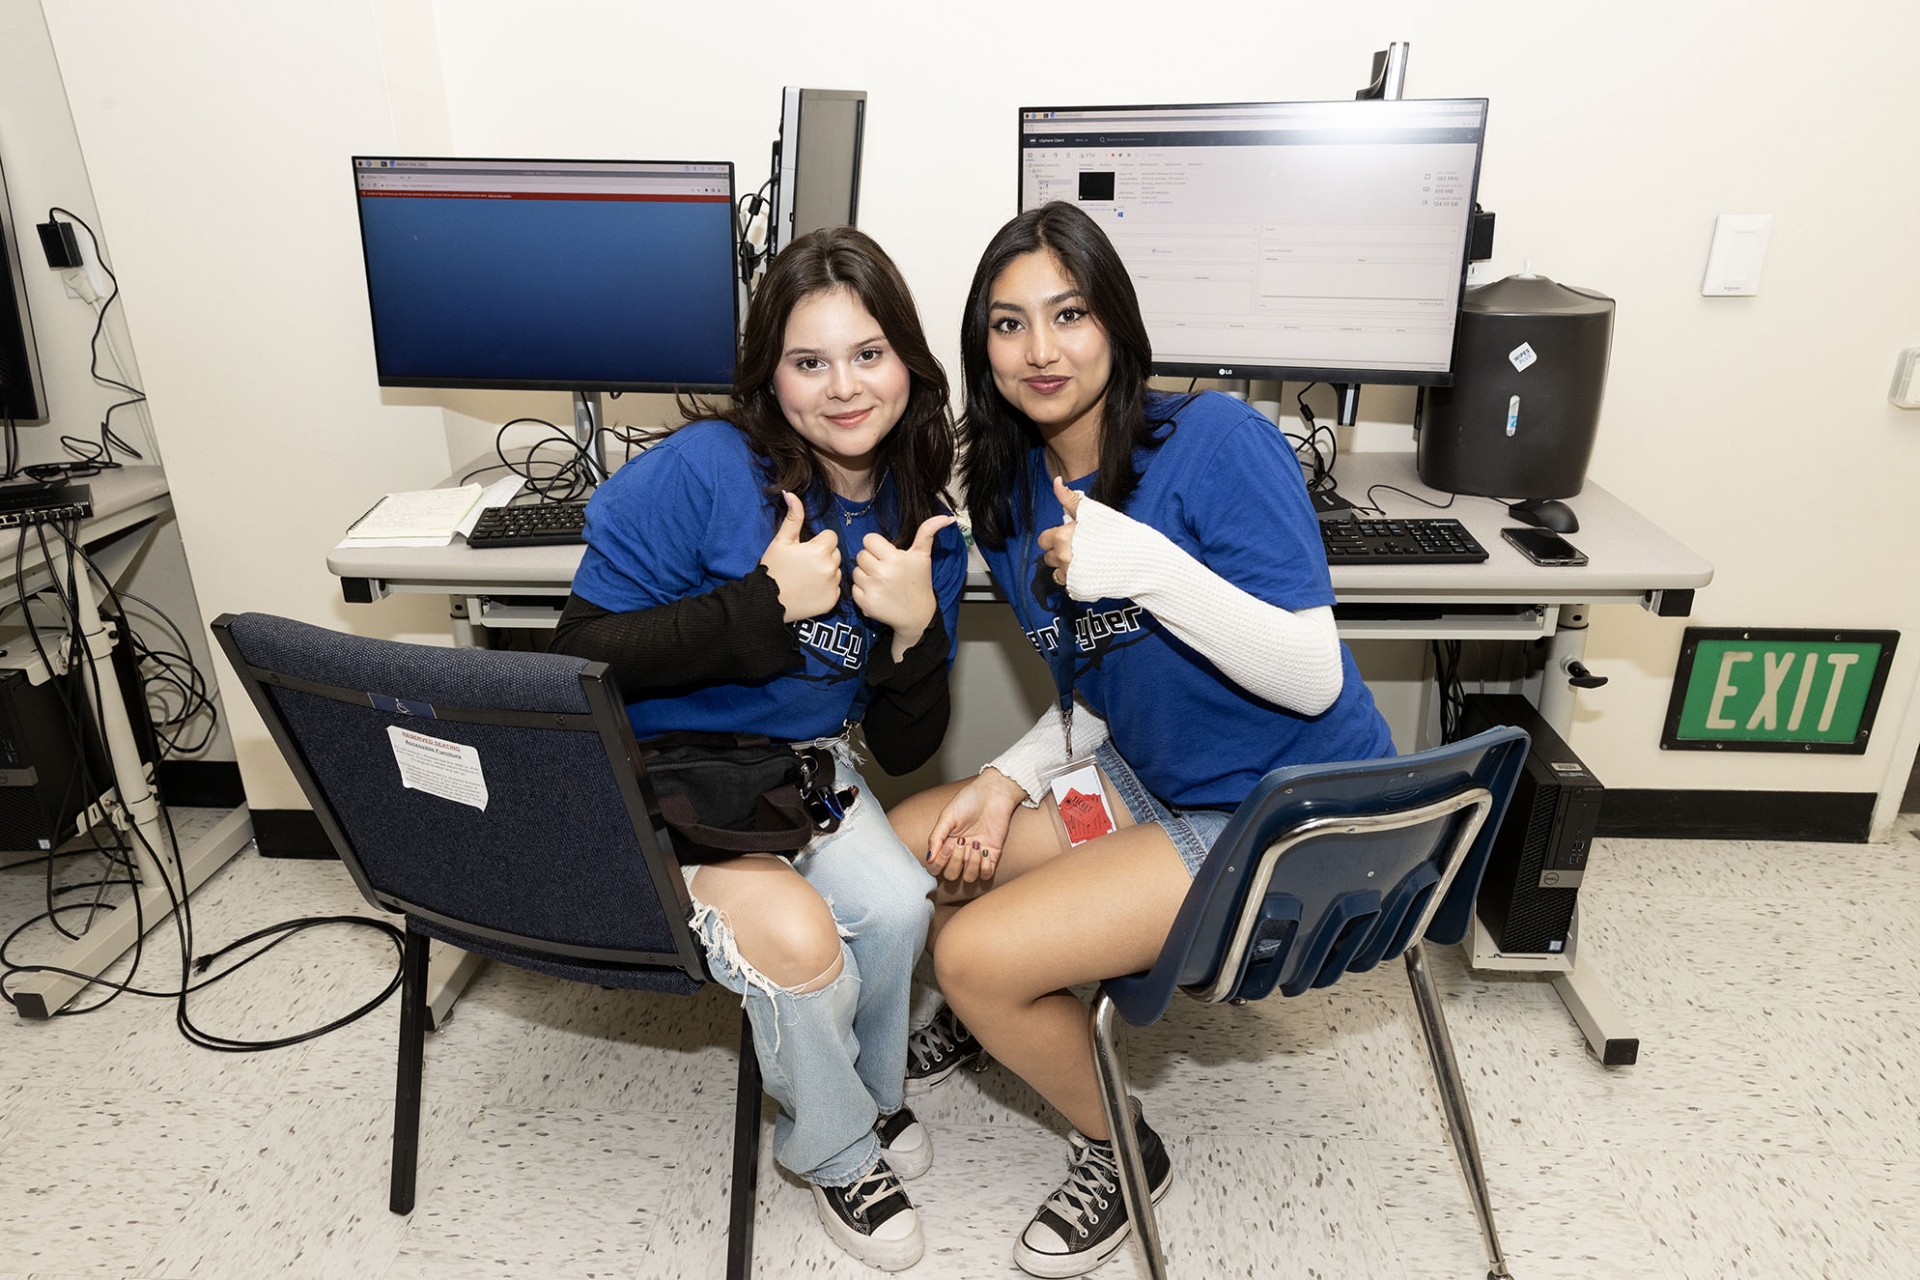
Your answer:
[836,495,875,527]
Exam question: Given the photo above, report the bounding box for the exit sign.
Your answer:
[1662,628,1899,753]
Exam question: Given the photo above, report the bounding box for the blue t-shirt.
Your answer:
[571,419,968,742]
[979,391,1394,809]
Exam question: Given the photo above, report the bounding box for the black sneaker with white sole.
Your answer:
[812,1157,924,1271]
[1013,1099,1173,1278]
[876,1105,932,1180]
[905,1003,985,1090]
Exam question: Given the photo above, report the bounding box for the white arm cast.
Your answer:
[1066,495,1344,716]
[985,696,1112,805]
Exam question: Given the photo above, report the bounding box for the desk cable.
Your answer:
[0,524,405,1048]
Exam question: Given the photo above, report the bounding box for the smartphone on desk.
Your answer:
[1501,526,1588,566]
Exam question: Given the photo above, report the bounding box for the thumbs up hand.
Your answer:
[760,492,842,622]
[853,512,955,656]
[1036,474,1082,591]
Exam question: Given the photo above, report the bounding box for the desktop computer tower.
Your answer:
[0,623,155,851]
[1459,693,1603,954]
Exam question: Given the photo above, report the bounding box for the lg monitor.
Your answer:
[351,156,738,393]
[1017,98,1488,388]
[769,89,866,257]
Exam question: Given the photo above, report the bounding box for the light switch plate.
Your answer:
[1892,346,1920,409]
[1701,214,1772,296]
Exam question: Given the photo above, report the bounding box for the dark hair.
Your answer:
[686,226,953,545]
[959,202,1177,551]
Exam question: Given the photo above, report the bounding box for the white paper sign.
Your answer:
[1508,341,1538,372]
[387,726,489,810]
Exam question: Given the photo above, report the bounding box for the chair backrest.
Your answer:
[1103,726,1529,1027]
[213,612,706,993]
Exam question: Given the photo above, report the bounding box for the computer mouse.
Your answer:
[1506,499,1579,534]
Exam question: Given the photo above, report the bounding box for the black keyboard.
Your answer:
[466,501,589,549]
[1320,516,1488,565]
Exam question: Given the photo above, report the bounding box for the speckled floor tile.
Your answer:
[135,1092,473,1279]
[1842,1160,1920,1254]
[1609,1150,1906,1280]
[488,980,745,1117]
[0,1091,268,1275]
[384,1106,711,1279]
[1122,990,1366,1140]
[1378,1142,1677,1280]
[1747,1004,1920,1161]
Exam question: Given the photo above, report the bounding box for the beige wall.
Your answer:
[33,0,1920,826]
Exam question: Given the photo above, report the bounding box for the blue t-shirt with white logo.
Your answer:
[979,391,1394,810]
[571,419,968,742]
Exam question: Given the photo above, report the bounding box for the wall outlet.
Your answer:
[1892,346,1920,409]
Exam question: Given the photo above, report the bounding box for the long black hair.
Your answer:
[688,226,954,545]
[959,202,1179,551]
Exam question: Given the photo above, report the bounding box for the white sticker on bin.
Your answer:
[387,725,489,810]
[1508,341,1537,372]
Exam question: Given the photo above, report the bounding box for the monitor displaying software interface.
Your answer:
[353,158,737,392]
[1018,99,1487,384]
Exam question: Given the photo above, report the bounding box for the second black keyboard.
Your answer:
[466,501,589,549]
[1320,517,1488,565]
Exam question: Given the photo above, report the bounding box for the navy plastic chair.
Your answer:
[213,612,763,1280]
[1092,727,1530,1280]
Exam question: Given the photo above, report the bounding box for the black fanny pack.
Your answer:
[637,731,851,863]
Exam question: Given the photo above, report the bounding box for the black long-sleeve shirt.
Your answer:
[550,566,953,776]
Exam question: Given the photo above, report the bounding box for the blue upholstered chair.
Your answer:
[1091,727,1530,1280]
[213,612,762,1280]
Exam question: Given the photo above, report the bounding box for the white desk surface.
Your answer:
[2,466,172,571]
[327,452,1711,606]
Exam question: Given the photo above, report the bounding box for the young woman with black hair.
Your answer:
[889,202,1393,1277]
[552,227,966,1271]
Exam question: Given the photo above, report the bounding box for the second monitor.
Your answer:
[1017,98,1487,387]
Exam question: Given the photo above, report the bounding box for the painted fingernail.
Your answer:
[971,840,980,850]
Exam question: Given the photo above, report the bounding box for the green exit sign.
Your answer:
[1662,628,1899,753]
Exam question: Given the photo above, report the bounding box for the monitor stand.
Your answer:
[1506,498,1579,534]
[574,390,609,483]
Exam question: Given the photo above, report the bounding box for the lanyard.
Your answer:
[1024,461,1079,757]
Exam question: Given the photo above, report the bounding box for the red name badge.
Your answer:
[1059,787,1115,845]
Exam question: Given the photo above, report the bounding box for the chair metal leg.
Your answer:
[1405,942,1513,1280]
[1089,993,1168,1280]
[390,926,431,1215]
[726,1007,762,1280]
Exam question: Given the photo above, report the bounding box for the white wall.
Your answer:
[1,2,230,763]
[34,0,1920,825]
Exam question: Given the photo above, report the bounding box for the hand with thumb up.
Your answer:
[759,491,842,622]
[852,512,956,658]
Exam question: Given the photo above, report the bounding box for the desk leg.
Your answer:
[1550,964,1640,1067]
[1536,602,1590,734]
[425,943,487,1031]
[11,809,254,1019]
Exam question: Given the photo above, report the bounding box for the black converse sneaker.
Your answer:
[905,1003,985,1090]
[1013,1099,1173,1278]
[812,1157,924,1271]
[876,1105,932,1180]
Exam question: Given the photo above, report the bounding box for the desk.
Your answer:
[6,468,255,1018]
[329,451,1713,1055]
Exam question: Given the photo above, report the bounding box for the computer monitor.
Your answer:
[769,89,866,257]
[0,151,49,426]
[351,157,738,393]
[1017,98,1488,387]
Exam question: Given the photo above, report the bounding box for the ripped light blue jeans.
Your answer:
[688,743,935,1187]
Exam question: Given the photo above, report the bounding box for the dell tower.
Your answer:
[1458,693,1603,956]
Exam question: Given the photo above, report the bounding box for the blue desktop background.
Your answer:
[358,196,736,387]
